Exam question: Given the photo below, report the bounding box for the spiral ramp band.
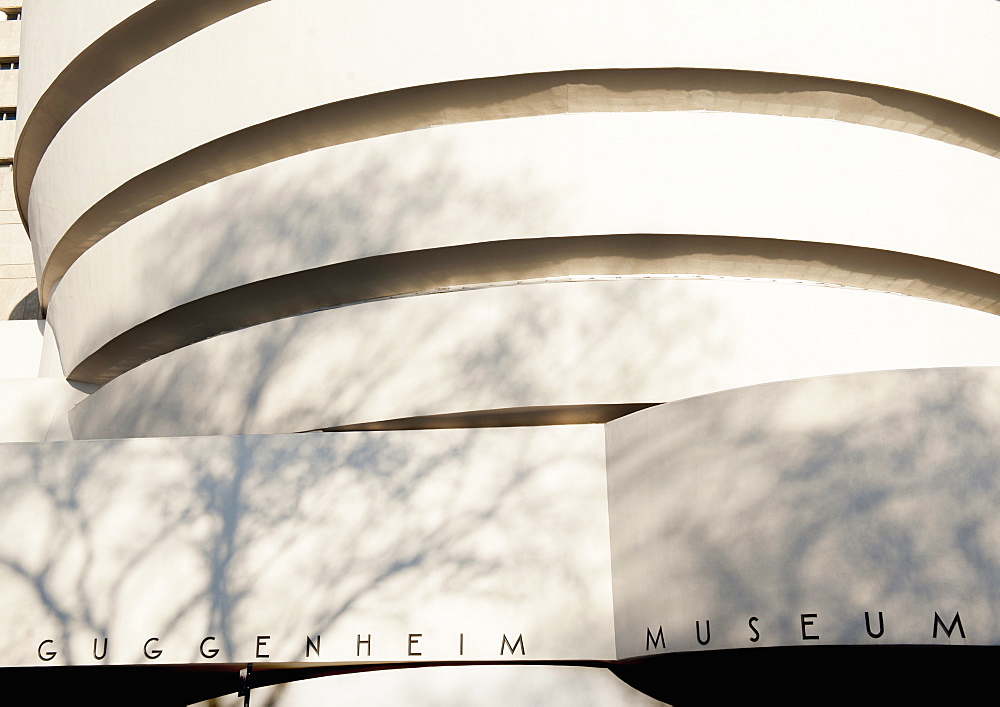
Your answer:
[3,1,1000,703]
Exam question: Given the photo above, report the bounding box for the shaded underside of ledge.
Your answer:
[13,0,270,229]
[3,645,994,706]
[311,404,658,432]
[37,66,1000,307]
[67,234,1000,385]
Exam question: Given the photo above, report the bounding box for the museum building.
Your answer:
[2,1,1000,704]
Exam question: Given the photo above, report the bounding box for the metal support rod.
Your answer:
[238,662,253,707]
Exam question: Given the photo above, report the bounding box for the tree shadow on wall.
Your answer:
[67,130,729,439]
[610,368,1000,653]
[0,422,614,701]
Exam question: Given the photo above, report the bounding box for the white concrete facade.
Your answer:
[3,1,1000,704]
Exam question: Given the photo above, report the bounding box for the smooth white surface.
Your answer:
[0,319,41,378]
[0,427,614,665]
[27,0,1000,280]
[35,318,61,378]
[607,367,1000,655]
[9,4,1000,697]
[46,112,1000,372]
[0,377,86,441]
[68,279,1000,439]
[15,0,153,129]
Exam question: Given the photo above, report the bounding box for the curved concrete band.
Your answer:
[46,111,1000,383]
[59,235,1000,385]
[22,0,1000,310]
[13,0,270,226]
[67,278,1000,439]
[30,68,1000,307]
[7,2,1000,700]
[608,366,1000,653]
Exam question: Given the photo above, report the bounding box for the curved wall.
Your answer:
[10,1,1000,700]
[15,0,152,126]
[22,0,1000,307]
[68,280,1000,439]
[17,0,1000,440]
[14,0,270,227]
[45,112,1000,383]
[608,367,1000,653]
[0,427,616,664]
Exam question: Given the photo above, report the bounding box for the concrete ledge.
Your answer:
[67,279,1000,439]
[60,235,1000,385]
[33,69,1000,307]
[13,0,269,227]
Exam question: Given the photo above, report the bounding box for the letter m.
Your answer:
[933,612,966,639]
[501,633,525,655]
[646,626,666,651]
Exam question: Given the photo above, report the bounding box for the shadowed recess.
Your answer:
[67,234,1000,385]
[36,67,1000,307]
[611,646,1000,706]
[12,0,271,227]
[4,288,39,321]
[0,660,614,706]
[309,404,657,432]
[3,647,996,704]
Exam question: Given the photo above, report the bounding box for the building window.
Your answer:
[3,11,20,21]
[0,110,15,120]
[0,60,17,70]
